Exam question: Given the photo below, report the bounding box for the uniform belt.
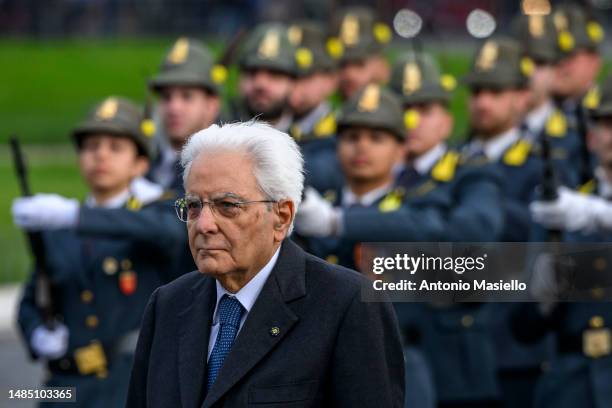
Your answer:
[48,330,139,377]
[558,328,612,359]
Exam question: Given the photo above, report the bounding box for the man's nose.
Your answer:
[194,204,219,233]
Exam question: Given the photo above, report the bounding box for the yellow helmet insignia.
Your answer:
[96,97,118,120]
[167,37,190,64]
[357,84,381,112]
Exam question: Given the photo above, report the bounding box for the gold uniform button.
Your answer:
[81,290,94,303]
[590,316,605,329]
[461,314,474,328]
[86,315,99,329]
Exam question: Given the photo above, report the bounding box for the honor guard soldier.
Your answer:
[233,23,298,131]
[147,37,225,194]
[512,12,582,187]
[517,78,612,406]
[550,3,605,185]
[12,97,187,407]
[287,21,344,193]
[329,6,393,100]
[297,82,435,408]
[462,38,560,408]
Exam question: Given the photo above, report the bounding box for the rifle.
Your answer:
[10,136,56,329]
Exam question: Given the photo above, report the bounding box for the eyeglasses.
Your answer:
[174,196,276,222]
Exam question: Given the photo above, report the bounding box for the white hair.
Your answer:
[181,121,304,235]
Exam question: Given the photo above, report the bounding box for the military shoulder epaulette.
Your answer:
[503,139,532,166]
[431,151,460,182]
[378,187,405,213]
[545,109,567,137]
[313,113,337,139]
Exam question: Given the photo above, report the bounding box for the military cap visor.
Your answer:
[72,122,152,159]
[148,70,220,95]
[337,117,405,141]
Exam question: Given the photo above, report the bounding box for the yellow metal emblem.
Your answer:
[528,15,545,38]
[141,119,156,138]
[287,25,302,46]
[295,47,313,69]
[402,62,422,95]
[404,109,420,130]
[503,139,532,166]
[587,21,605,43]
[379,190,403,213]
[476,41,498,72]
[546,111,567,137]
[258,29,280,59]
[314,114,336,137]
[127,197,142,211]
[431,151,459,182]
[340,14,359,46]
[96,98,118,120]
[583,328,611,358]
[521,57,535,77]
[357,84,381,112]
[440,74,457,91]
[102,257,118,275]
[558,30,575,52]
[210,64,228,84]
[167,37,189,64]
[373,23,392,44]
[74,341,108,376]
[583,86,601,110]
[326,37,344,59]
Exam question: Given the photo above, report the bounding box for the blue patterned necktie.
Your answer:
[206,295,244,390]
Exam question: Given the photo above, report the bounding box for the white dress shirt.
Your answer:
[207,247,281,359]
[341,183,393,208]
[413,143,447,175]
[469,127,521,162]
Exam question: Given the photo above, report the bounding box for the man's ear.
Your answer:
[273,199,295,242]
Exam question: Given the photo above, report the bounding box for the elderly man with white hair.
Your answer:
[126,121,405,408]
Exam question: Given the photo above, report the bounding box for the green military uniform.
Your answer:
[147,37,225,194]
[17,97,187,408]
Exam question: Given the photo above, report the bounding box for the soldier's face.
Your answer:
[78,134,149,195]
[469,88,529,138]
[405,103,453,158]
[185,150,291,288]
[338,57,380,99]
[289,72,338,117]
[159,87,220,147]
[338,127,402,183]
[553,51,601,99]
[240,68,294,120]
[589,118,612,167]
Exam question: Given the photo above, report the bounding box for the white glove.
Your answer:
[31,324,69,360]
[295,187,341,237]
[530,187,599,233]
[12,194,79,231]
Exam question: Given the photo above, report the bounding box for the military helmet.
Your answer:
[149,37,226,95]
[239,23,299,77]
[463,37,533,90]
[287,21,337,77]
[72,96,153,159]
[390,50,456,106]
[329,6,393,63]
[337,84,405,140]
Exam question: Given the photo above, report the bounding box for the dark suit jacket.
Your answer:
[126,239,405,408]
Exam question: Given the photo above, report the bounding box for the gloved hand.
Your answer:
[530,187,598,233]
[12,194,79,231]
[31,324,69,360]
[295,187,341,237]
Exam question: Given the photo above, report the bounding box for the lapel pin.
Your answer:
[270,326,280,337]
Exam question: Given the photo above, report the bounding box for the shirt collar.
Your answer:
[474,127,521,162]
[85,189,130,209]
[213,246,281,320]
[342,182,393,208]
[413,143,447,175]
[525,100,554,136]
